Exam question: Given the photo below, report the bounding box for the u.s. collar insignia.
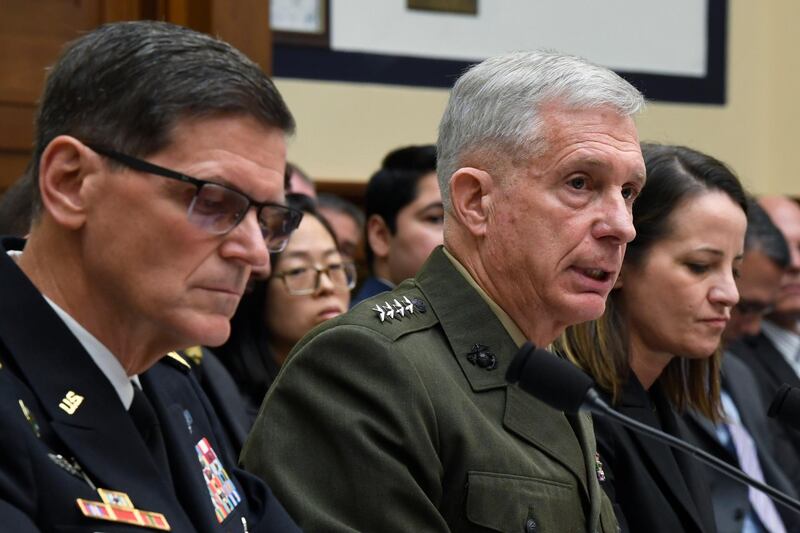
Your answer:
[374,296,419,323]
[59,390,84,415]
[77,488,170,530]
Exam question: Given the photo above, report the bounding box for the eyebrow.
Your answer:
[281,248,340,260]
[567,157,646,183]
[417,201,444,212]
[691,247,745,261]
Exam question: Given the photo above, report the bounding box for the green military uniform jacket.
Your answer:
[242,247,618,532]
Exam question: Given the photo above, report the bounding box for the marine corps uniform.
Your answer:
[242,247,618,532]
[0,238,298,532]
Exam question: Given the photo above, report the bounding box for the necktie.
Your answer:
[727,422,786,533]
[128,385,173,487]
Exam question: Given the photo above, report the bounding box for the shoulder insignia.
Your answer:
[182,345,203,365]
[166,351,191,371]
[374,296,426,323]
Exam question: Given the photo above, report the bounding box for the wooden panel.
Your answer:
[0,154,31,193]
[316,181,367,210]
[210,0,271,72]
[0,104,36,151]
[0,0,102,104]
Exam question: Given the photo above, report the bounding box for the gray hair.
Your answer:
[437,50,644,210]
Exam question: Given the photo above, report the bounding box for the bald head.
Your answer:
[759,195,800,329]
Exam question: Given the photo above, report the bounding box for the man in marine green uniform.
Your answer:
[242,50,647,532]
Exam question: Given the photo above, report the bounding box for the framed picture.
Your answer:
[270,0,330,47]
[407,0,477,15]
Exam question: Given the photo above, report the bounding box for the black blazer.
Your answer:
[731,333,800,473]
[595,376,717,533]
[0,238,298,532]
[683,353,800,532]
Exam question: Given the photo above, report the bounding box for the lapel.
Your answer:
[415,249,589,497]
[0,238,189,523]
[755,333,800,387]
[617,378,707,532]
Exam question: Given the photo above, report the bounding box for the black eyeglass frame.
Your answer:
[87,143,303,251]
[272,262,357,296]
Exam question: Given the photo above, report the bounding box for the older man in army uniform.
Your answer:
[0,21,301,532]
[243,51,646,532]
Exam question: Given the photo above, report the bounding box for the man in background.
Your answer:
[735,196,800,456]
[0,21,300,531]
[350,144,443,305]
[317,192,364,262]
[243,50,646,532]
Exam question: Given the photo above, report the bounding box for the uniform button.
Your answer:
[733,508,745,521]
[525,517,537,532]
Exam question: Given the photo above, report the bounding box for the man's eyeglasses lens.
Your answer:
[279,262,357,295]
[188,184,302,253]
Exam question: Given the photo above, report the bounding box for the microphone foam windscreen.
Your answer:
[506,342,594,415]
[768,384,800,432]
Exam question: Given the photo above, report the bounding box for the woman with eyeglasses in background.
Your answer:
[215,194,356,423]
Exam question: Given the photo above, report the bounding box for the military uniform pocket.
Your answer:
[465,471,585,533]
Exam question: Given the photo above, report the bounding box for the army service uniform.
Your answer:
[242,247,618,532]
[0,238,298,532]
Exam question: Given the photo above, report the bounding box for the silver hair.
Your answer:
[437,50,645,210]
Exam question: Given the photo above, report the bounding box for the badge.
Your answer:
[595,452,606,482]
[59,390,84,415]
[77,488,170,530]
[195,437,241,523]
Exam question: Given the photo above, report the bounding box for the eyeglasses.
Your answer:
[734,299,774,316]
[88,144,303,252]
[273,262,357,295]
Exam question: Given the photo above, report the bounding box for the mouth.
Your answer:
[579,268,612,282]
[700,317,729,328]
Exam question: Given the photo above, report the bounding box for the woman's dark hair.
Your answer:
[557,144,748,420]
[214,193,338,416]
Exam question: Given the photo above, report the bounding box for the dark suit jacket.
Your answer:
[243,247,618,533]
[731,333,800,484]
[349,275,393,307]
[184,345,253,454]
[595,376,717,533]
[683,353,800,533]
[0,238,298,532]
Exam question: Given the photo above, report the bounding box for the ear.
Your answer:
[38,136,102,230]
[366,214,391,260]
[449,167,493,237]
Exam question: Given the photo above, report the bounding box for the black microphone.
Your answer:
[506,342,800,514]
[768,384,800,432]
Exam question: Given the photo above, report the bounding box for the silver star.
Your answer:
[403,296,414,314]
[383,302,395,320]
[393,299,405,318]
[373,304,386,322]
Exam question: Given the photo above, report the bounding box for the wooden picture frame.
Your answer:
[270,0,330,47]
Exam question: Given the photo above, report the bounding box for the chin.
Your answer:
[180,316,232,348]
[564,294,608,324]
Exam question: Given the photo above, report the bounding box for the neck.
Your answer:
[767,313,800,333]
[372,260,393,285]
[18,228,166,375]
[448,245,564,347]
[627,339,672,390]
[269,340,291,368]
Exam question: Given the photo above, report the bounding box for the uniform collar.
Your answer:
[7,248,139,409]
[441,247,527,348]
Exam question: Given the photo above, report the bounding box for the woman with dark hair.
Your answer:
[556,144,748,533]
[215,194,355,421]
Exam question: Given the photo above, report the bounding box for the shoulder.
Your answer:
[299,281,440,351]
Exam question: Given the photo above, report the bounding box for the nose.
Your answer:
[220,209,270,273]
[315,268,336,295]
[709,272,740,309]
[593,194,636,244]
